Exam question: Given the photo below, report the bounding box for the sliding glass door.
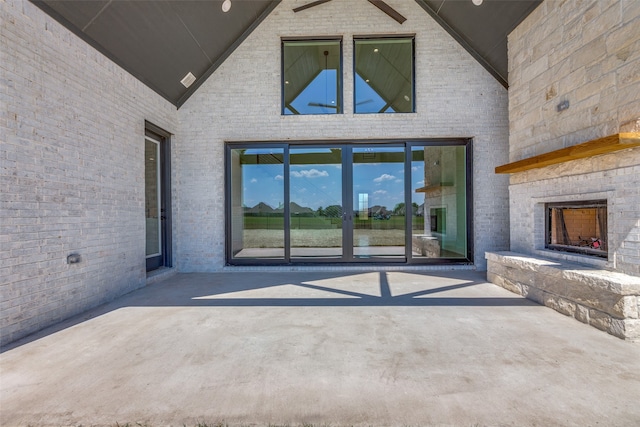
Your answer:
[290,147,345,260]
[352,146,405,260]
[226,140,471,265]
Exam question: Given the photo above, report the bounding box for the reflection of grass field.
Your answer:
[243,229,409,248]
[244,215,423,230]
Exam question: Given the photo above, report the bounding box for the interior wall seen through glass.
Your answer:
[411,145,467,258]
[354,38,414,113]
[283,40,342,115]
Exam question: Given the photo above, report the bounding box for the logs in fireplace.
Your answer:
[546,200,607,258]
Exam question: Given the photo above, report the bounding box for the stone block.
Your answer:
[616,296,638,319]
[588,309,612,333]
[501,276,524,296]
[608,318,627,340]
[544,293,577,318]
[624,319,640,341]
[576,304,590,324]
[561,279,625,318]
[522,286,545,305]
[411,235,440,258]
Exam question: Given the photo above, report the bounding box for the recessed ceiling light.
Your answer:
[180,72,196,88]
[472,0,483,5]
[404,95,410,102]
[222,0,231,12]
[373,48,379,53]
[285,80,290,85]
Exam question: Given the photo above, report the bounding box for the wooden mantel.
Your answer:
[495,132,640,174]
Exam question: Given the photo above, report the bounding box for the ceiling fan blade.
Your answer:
[308,102,339,109]
[367,0,407,24]
[293,0,333,13]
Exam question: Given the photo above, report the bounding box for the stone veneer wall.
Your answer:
[506,0,640,276]
[175,0,510,271]
[1,0,178,346]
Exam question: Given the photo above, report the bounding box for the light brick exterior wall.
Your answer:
[1,0,177,346]
[507,0,640,276]
[176,0,510,271]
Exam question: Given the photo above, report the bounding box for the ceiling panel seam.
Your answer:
[82,0,112,31]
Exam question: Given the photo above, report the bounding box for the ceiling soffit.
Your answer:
[415,0,542,87]
[30,0,541,107]
[32,0,281,107]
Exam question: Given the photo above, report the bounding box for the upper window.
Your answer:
[282,39,342,115]
[354,37,414,114]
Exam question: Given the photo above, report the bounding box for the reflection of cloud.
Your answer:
[416,180,424,186]
[298,188,307,193]
[291,169,329,178]
[395,179,402,183]
[250,178,258,183]
[411,166,419,172]
[373,173,395,183]
[275,175,284,180]
[374,190,387,195]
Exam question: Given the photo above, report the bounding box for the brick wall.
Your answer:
[176,0,511,271]
[507,0,640,276]
[1,0,177,346]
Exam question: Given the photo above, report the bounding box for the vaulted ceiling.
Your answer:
[32,0,541,108]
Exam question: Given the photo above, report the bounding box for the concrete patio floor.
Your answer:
[1,270,640,426]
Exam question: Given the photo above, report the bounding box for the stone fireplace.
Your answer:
[486,133,640,341]
[484,0,640,341]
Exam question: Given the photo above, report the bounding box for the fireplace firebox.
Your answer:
[546,200,607,258]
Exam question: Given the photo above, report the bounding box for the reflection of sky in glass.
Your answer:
[242,151,407,211]
[289,164,339,209]
[286,70,339,115]
[351,163,404,208]
[354,74,395,113]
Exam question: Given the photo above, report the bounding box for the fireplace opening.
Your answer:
[546,200,607,258]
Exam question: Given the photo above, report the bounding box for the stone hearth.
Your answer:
[486,251,640,341]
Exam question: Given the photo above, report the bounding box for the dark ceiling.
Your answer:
[32,0,541,108]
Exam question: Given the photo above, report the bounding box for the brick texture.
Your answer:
[1,0,177,346]
[175,0,511,271]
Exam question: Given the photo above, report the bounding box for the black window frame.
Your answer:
[225,138,473,266]
[281,37,344,116]
[353,35,416,114]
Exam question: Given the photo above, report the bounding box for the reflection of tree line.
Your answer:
[244,201,422,216]
[243,201,424,230]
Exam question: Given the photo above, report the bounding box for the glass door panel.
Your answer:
[145,137,161,260]
[411,145,467,259]
[290,147,343,259]
[229,148,285,260]
[352,146,405,260]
